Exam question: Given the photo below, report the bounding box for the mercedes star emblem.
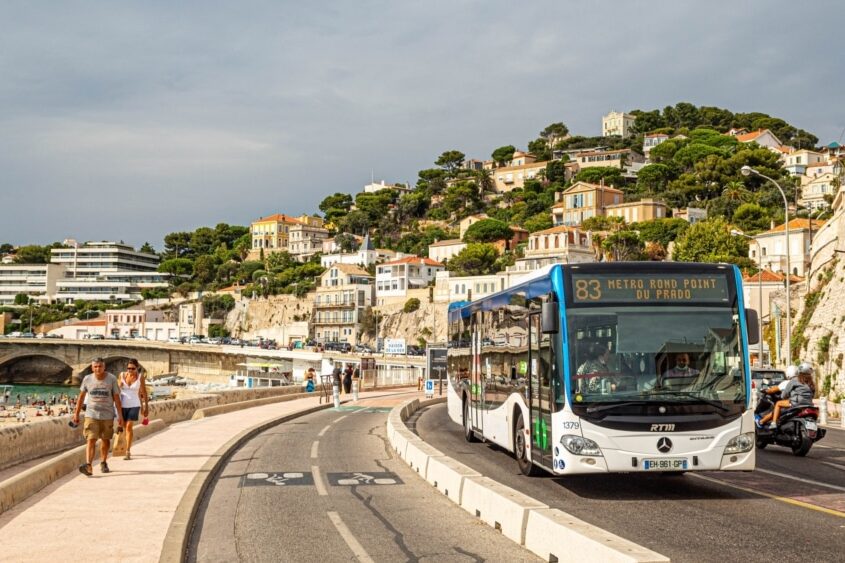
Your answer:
[657,437,673,453]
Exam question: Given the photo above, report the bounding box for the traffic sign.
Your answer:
[424,379,435,397]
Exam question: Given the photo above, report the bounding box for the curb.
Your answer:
[387,398,671,563]
[191,391,312,419]
[159,401,335,563]
[0,419,167,515]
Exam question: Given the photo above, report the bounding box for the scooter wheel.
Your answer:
[755,437,767,450]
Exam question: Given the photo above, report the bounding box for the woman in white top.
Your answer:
[118,358,148,460]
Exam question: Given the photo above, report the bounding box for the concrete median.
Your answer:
[386,396,672,562]
[424,455,481,503]
[0,418,167,515]
[524,508,669,563]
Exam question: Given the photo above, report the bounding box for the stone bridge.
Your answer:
[0,339,249,385]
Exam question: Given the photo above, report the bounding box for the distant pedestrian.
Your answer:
[332,364,342,392]
[343,364,353,394]
[73,358,124,476]
[117,359,148,460]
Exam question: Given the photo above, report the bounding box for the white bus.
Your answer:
[446,262,758,475]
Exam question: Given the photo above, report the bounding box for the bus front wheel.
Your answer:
[463,399,478,443]
[515,412,541,477]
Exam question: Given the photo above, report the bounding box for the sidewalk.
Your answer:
[0,388,422,563]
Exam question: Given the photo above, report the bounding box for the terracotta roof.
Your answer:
[558,182,624,198]
[252,214,302,224]
[428,239,465,247]
[605,199,667,209]
[330,263,372,277]
[759,218,826,234]
[71,319,107,327]
[644,133,669,138]
[532,225,582,235]
[735,129,782,145]
[743,270,802,283]
[380,256,445,267]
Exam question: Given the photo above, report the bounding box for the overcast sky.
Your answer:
[2,1,843,249]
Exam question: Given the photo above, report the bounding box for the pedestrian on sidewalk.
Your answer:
[73,358,124,476]
[343,363,353,394]
[117,359,148,460]
[332,363,342,394]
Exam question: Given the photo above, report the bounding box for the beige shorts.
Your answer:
[83,418,114,441]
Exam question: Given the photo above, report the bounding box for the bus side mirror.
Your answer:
[542,302,559,334]
[745,309,759,345]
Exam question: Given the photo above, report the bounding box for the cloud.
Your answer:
[0,0,842,247]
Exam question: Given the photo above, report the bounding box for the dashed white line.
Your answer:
[318,425,331,437]
[310,441,319,459]
[335,415,348,423]
[311,465,328,496]
[327,511,374,563]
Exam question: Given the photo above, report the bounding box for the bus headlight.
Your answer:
[560,435,603,456]
[723,433,754,454]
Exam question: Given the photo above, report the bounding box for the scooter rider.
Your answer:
[758,363,815,429]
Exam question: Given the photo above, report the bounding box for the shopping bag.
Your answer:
[112,426,127,456]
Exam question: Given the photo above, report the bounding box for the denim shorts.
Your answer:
[122,406,141,421]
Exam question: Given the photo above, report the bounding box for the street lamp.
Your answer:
[731,230,764,366]
[740,165,791,365]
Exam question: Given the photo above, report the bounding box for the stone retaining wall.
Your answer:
[0,385,306,470]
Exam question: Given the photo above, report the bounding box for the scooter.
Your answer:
[755,387,826,456]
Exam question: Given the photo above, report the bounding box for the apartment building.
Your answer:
[375,256,444,304]
[50,242,169,303]
[551,182,624,227]
[250,214,303,255]
[491,159,549,193]
[575,148,644,170]
[605,198,668,224]
[427,239,467,263]
[312,263,374,345]
[602,111,636,137]
[643,133,670,159]
[0,263,64,306]
[800,173,838,210]
[751,218,825,277]
[783,149,825,176]
[288,221,329,261]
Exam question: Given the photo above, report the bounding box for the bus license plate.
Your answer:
[643,458,688,471]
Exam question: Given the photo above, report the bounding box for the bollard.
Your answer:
[352,378,359,401]
[332,382,340,409]
[819,398,828,426]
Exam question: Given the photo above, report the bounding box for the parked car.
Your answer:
[354,344,374,354]
[20,332,36,339]
[406,345,425,356]
[324,341,352,353]
[83,334,105,340]
[44,333,63,339]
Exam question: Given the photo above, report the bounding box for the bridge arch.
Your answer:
[0,353,75,385]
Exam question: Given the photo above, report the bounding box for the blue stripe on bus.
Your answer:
[550,265,570,406]
[733,265,753,409]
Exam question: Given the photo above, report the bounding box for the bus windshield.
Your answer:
[567,305,746,410]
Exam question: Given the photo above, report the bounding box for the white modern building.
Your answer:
[106,309,177,341]
[427,239,467,263]
[50,242,169,303]
[0,263,65,306]
[375,256,445,304]
[363,180,412,194]
[288,222,330,262]
[602,111,636,138]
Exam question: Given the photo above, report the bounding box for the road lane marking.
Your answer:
[311,441,319,459]
[756,468,845,492]
[690,474,845,518]
[312,465,328,496]
[327,511,375,563]
[335,415,348,423]
[820,461,845,472]
[318,425,331,437]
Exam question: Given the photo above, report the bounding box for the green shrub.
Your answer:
[404,298,421,313]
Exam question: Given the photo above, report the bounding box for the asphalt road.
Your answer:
[189,400,540,562]
[414,403,845,563]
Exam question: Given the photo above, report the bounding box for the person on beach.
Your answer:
[118,359,148,460]
[73,358,124,476]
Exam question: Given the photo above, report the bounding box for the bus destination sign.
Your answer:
[570,273,730,304]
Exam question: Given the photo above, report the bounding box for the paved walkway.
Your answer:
[0,388,423,563]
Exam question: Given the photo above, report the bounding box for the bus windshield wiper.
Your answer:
[647,391,729,412]
[586,401,653,414]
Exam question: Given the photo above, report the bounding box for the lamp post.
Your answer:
[28,296,34,334]
[731,230,764,366]
[741,165,791,365]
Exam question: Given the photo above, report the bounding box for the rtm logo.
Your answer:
[650,424,675,432]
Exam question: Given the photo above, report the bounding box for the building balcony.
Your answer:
[314,300,357,309]
[311,318,356,326]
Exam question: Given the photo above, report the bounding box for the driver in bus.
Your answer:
[660,353,700,389]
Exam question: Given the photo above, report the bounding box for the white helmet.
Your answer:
[785,365,799,379]
[798,362,814,375]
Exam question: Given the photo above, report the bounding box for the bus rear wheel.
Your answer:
[514,412,541,477]
[463,399,478,443]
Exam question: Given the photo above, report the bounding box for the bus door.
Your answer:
[529,313,553,469]
[470,319,483,433]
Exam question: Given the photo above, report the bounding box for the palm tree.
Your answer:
[475,169,495,200]
[722,181,753,203]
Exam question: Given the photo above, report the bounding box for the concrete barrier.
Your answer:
[524,509,669,563]
[385,395,672,562]
[460,476,548,544]
[0,419,167,515]
[403,440,444,478]
[424,455,481,503]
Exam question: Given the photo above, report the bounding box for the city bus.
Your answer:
[446,262,758,476]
